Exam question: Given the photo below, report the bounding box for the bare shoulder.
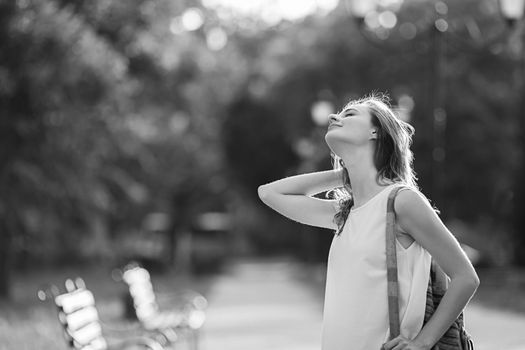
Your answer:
[392,184,456,261]
[394,186,433,212]
[393,186,440,234]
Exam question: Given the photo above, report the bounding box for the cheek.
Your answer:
[342,122,369,139]
[325,122,368,145]
[339,125,361,139]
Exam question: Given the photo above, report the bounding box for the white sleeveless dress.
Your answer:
[321,184,432,350]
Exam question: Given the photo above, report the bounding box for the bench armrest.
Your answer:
[156,290,208,310]
[108,335,166,350]
[100,320,144,335]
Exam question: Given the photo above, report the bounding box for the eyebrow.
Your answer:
[342,107,359,114]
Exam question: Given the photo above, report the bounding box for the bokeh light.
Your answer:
[347,0,377,19]
[499,0,525,21]
[378,10,397,29]
[435,18,448,32]
[181,7,204,31]
[206,27,228,51]
[169,17,183,34]
[311,100,334,126]
[379,0,404,12]
[203,0,339,23]
[398,94,415,112]
[364,11,381,29]
[435,1,449,15]
[399,22,417,39]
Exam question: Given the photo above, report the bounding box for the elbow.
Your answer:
[459,273,480,290]
[470,274,480,288]
[467,268,480,288]
[451,272,480,290]
[469,276,480,295]
[257,184,270,202]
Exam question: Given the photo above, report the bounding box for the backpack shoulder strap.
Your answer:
[385,185,409,340]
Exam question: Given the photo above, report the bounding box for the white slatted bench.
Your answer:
[38,278,169,350]
[117,263,208,350]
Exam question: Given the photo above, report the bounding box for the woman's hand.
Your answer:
[381,335,431,350]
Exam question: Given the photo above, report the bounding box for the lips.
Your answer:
[327,123,342,130]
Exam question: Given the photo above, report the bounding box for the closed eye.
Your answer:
[343,107,359,118]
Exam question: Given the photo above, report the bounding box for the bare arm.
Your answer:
[257,169,344,230]
[394,189,480,348]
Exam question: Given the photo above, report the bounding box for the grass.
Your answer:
[0,263,216,350]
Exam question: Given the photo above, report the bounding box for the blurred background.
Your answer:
[1,0,525,349]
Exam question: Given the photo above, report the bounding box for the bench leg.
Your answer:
[190,329,199,350]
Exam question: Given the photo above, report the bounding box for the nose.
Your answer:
[328,113,340,124]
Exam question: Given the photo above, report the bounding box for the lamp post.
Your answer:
[499,0,525,264]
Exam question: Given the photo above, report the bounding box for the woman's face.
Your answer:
[324,104,377,154]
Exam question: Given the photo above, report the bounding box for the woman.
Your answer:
[257,94,479,350]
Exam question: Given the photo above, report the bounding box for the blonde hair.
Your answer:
[328,92,427,235]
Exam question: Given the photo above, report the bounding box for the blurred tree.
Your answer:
[222,95,298,200]
[0,0,233,297]
[0,0,521,299]
[0,0,130,296]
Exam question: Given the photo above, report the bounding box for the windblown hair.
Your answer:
[327,93,432,236]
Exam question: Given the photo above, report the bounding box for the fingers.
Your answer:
[393,343,407,350]
[382,335,407,350]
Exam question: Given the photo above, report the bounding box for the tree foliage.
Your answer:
[0,0,522,297]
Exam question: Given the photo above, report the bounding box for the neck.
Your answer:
[338,147,393,206]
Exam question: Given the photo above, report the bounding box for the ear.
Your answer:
[370,128,378,140]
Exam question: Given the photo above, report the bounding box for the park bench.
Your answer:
[115,263,208,350]
[38,277,170,350]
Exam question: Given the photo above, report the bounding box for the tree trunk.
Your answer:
[512,31,525,266]
[0,215,12,299]
[85,212,112,260]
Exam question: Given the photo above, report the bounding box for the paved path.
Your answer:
[200,258,525,350]
[467,304,525,350]
[200,259,322,350]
